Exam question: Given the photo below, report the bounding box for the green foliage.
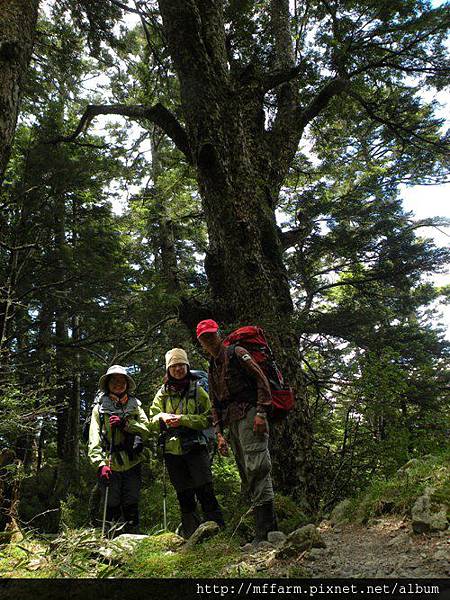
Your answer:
[19,455,96,533]
[20,466,62,533]
[339,450,450,524]
[211,456,242,518]
[45,529,121,578]
[274,494,309,534]
[60,494,90,530]
[140,461,180,533]
[0,544,34,578]
[0,386,50,446]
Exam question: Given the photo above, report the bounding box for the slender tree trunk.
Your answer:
[0,449,22,540]
[0,0,40,180]
[36,421,44,473]
[69,314,80,484]
[69,199,80,483]
[54,193,67,463]
[55,311,69,456]
[34,300,53,476]
[0,248,18,366]
[150,128,181,295]
[53,193,79,495]
[55,199,80,493]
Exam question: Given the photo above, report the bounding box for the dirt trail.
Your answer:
[304,517,449,578]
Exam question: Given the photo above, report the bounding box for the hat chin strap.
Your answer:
[110,389,128,400]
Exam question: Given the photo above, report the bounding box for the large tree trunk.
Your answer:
[158,1,291,322]
[157,0,318,510]
[0,0,40,180]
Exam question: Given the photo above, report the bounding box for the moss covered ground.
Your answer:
[333,450,450,524]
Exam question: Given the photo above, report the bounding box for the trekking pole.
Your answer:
[101,437,114,538]
[158,419,168,531]
[162,460,167,531]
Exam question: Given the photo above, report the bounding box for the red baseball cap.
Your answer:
[196,319,219,338]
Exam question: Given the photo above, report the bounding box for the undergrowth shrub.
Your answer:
[340,450,450,524]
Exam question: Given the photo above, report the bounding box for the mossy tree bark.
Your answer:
[0,0,40,180]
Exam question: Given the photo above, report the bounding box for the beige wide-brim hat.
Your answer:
[98,364,136,392]
[165,348,190,371]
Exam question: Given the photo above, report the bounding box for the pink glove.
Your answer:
[98,465,112,482]
[109,415,122,429]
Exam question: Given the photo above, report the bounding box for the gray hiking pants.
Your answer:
[228,406,274,507]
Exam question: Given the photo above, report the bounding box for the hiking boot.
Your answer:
[105,506,124,538]
[180,511,201,539]
[251,501,278,545]
[123,503,140,534]
[203,508,225,528]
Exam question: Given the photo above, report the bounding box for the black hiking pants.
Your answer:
[99,462,142,530]
[164,447,223,523]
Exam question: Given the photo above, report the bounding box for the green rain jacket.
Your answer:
[149,379,212,456]
[88,393,150,472]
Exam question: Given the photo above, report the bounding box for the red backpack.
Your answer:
[223,325,295,420]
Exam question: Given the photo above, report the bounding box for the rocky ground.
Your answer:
[1,516,448,578]
[305,517,449,578]
[233,516,449,578]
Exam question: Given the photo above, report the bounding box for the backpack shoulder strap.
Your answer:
[228,344,247,372]
[226,344,237,361]
[186,379,199,413]
[94,390,104,405]
[93,404,108,449]
[158,384,168,413]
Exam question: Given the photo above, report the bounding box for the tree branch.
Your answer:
[111,315,175,363]
[77,346,109,364]
[350,24,450,77]
[51,103,193,164]
[108,0,141,15]
[0,241,37,252]
[297,77,349,128]
[280,226,309,250]
[262,64,304,93]
[15,277,76,302]
[348,90,449,153]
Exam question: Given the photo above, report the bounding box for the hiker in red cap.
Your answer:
[196,319,220,337]
[196,319,278,545]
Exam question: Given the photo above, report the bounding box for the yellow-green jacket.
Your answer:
[149,380,212,455]
[88,394,150,472]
